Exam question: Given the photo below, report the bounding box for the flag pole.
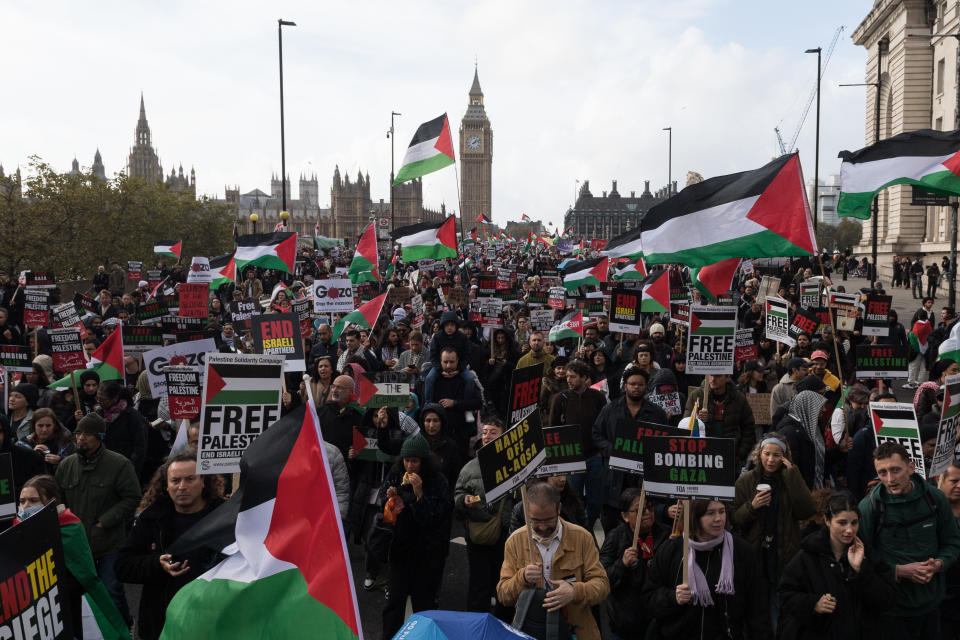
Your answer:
[630,484,647,551]
[453,151,466,251]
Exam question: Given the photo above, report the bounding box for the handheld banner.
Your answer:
[313,278,354,313]
[178,283,209,319]
[24,271,56,289]
[136,298,172,325]
[686,304,736,375]
[197,352,284,475]
[359,371,413,408]
[48,328,85,372]
[186,257,212,284]
[799,281,820,309]
[529,308,555,332]
[829,291,860,332]
[641,436,737,501]
[670,300,691,328]
[509,362,545,425]
[477,411,546,504]
[609,287,643,334]
[870,401,925,476]
[250,313,305,372]
[410,294,425,329]
[24,288,50,326]
[143,338,217,398]
[0,345,32,373]
[127,261,143,281]
[855,345,908,379]
[146,270,163,289]
[535,424,586,477]
[0,453,13,519]
[122,325,164,353]
[862,294,893,337]
[51,302,83,333]
[165,365,202,420]
[547,287,566,310]
[931,374,960,478]
[608,420,691,474]
[734,329,758,365]
[765,296,794,347]
[789,306,822,341]
[480,298,504,329]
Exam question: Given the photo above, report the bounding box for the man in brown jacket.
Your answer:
[497,482,609,639]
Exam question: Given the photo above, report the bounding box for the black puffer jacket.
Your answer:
[102,401,148,476]
[600,520,671,639]
[376,464,451,559]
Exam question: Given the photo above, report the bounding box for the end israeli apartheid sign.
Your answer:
[509,362,545,425]
[609,287,643,334]
[535,424,586,477]
[765,296,793,347]
[641,436,737,501]
[686,304,736,375]
[477,411,546,504]
[855,344,908,379]
[931,374,960,478]
[608,420,691,475]
[870,402,925,477]
[861,294,893,337]
[198,353,284,475]
[250,313,305,372]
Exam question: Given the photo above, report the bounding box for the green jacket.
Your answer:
[56,446,142,558]
[858,473,960,616]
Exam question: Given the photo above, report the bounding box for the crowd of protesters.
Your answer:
[2,241,960,640]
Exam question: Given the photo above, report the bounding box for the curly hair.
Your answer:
[137,453,223,514]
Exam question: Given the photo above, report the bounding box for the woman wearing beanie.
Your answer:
[9,382,39,442]
[377,433,452,638]
[642,499,769,639]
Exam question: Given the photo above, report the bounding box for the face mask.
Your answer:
[18,504,44,521]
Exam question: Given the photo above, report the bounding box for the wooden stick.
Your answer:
[520,485,542,589]
[69,369,81,413]
[682,499,691,584]
[816,254,849,439]
[631,484,647,551]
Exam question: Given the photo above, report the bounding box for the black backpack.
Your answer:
[870,481,939,538]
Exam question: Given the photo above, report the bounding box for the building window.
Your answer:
[938,58,946,95]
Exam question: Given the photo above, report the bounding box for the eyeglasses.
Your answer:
[528,515,558,526]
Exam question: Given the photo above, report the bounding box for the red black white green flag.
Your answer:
[690,258,742,303]
[392,114,455,186]
[154,240,182,260]
[235,232,297,274]
[562,256,608,291]
[393,217,458,261]
[331,292,388,342]
[348,222,379,284]
[640,270,670,313]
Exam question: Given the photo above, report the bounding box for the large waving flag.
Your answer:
[50,324,124,389]
[838,129,960,219]
[209,252,237,290]
[393,114,455,185]
[603,227,644,260]
[562,256,608,291]
[154,240,182,261]
[640,153,816,266]
[690,258,742,303]
[641,270,670,313]
[393,217,458,261]
[159,402,362,639]
[348,223,379,284]
[332,292,388,342]
[613,257,648,281]
[940,321,960,364]
[235,232,297,274]
[548,310,584,341]
[521,213,531,222]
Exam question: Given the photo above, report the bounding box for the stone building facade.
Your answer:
[126,94,195,197]
[563,179,667,240]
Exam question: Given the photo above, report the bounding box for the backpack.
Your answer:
[870,480,939,539]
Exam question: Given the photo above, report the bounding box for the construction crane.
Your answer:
[775,25,844,155]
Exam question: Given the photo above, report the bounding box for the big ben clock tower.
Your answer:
[460,66,492,224]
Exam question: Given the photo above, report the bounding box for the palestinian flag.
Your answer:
[590,378,610,401]
[392,114,455,186]
[236,232,297,274]
[332,292,388,342]
[613,256,647,281]
[909,319,933,355]
[562,256,608,291]
[572,239,585,256]
[205,361,284,406]
[640,270,670,313]
[603,227,644,260]
[160,404,361,639]
[50,323,124,389]
[688,306,736,337]
[348,223,379,284]
[385,253,398,280]
[939,321,960,363]
[209,252,236,290]
[640,153,816,266]
[468,227,479,243]
[154,240,182,260]
[838,129,960,219]
[521,213,531,222]
[524,232,536,251]
[549,310,583,341]
[475,214,488,224]
[393,217,458,261]
[690,258,742,303]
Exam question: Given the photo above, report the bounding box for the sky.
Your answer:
[1,1,877,229]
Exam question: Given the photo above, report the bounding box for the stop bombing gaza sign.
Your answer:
[641,435,737,501]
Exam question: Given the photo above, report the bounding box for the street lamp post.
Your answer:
[278,19,296,228]
[387,111,401,241]
[806,47,822,232]
[250,213,259,234]
[663,127,672,194]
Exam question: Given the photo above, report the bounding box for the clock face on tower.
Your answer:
[466,135,482,151]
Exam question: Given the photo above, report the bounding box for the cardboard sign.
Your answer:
[535,424,586,477]
[313,278,354,313]
[0,345,32,373]
[137,298,172,325]
[74,292,97,316]
[0,504,74,638]
[548,287,566,310]
[251,313,305,372]
[118,325,163,355]
[746,393,773,426]
[799,281,820,309]
[164,365,202,420]
[509,362,545,425]
[642,436,737,501]
[230,300,257,329]
[51,301,82,332]
[178,283,209,319]
[855,345,908,379]
[609,287,643,334]
[829,291,860,332]
[765,296,794,347]
[24,271,56,289]
[789,306,822,341]
[480,298,504,329]
[529,308,555,331]
[931,374,960,478]
[143,338,217,398]
[757,275,781,305]
[197,352,284,475]
[411,294,425,329]
[359,371,413,408]
[670,300,691,328]
[477,412,546,504]
[647,391,684,421]
[608,420,691,474]
[48,327,85,372]
[187,256,212,284]
[24,288,50,326]
[734,329,758,365]
[0,453,13,519]
[686,304,736,375]
[161,316,205,334]
[861,294,892,337]
[870,402,925,476]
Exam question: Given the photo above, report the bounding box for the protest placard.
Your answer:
[829,291,860,332]
[73,292,97,317]
[641,436,737,500]
[478,274,497,296]
[251,313,305,372]
[862,294,893,337]
[24,288,50,326]
[51,301,82,332]
[0,367,7,432]
[509,362,545,425]
[0,503,73,638]
[477,412,546,504]
[230,300,257,330]
[411,294,424,329]
[48,328,85,372]
[0,345,32,373]
[0,453,13,519]
[534,424,586,477]
[765,296,794,347]
[647,389,684,421]
[480,298,504,329]
[741,260,754,275]
[799,281,820,309]
[757,275,780,304]
[746,393,773,426]
[686,304,736,375]
[789,306,822,341]
[548,287,566,310]
[186,256,212,284]
[161,316,205,334]
[165,365,202,420]
[127,261,143,281]
[137,298,171,325]
[25,271,56,289]
[870,402,925,476]
[526,291,548,307]
[931,374,960,478]
[313,278,354,313]
[855,345,908,379]
[529,308,555,331]
[608,421,691,474]
[178,283,209,318]
[143,338,217,398]
[358,371,413,408]
[197,352,284,475]
[147,270,163,289]
[609,287,643,334]
[670,300,691,328]
[734,329,758,365]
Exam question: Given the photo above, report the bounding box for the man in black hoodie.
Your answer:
[423,310,474,407]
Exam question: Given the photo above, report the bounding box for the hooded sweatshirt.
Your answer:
[428,310,471,369]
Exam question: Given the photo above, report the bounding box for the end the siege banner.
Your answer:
[641,436,737,501]
[478,412,546,504]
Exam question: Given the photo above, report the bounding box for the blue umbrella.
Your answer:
[391,611,534,640]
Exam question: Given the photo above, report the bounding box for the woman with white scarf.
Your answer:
[777,390,829,491]
[642,499,770,639]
